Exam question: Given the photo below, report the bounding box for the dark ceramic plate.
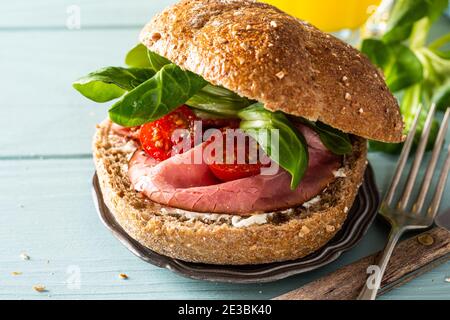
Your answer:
[92,164,380,284]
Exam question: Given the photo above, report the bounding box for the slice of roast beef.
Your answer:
[127,124,341,215]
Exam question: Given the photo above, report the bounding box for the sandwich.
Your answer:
[73,0,404,265]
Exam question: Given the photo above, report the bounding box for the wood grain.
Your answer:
[0,0,176,29]
[275,228,450,300]
[0,159,449,299]
[0,29,137,156]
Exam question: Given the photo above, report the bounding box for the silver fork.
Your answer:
[357,104,450,300]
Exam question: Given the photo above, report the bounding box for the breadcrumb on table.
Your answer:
[32,285,46,293]
[119,273,129,280]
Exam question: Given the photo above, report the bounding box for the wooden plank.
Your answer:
[0,29,140,156]
[0,0,176,29]
[0,158,449,299]
[275,227,450,300]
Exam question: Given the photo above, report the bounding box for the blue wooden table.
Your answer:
[1,1,449,300]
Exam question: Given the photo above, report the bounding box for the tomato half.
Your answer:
[139,105,197,161]
[207,130,267,182]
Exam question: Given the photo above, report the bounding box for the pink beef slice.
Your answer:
[128,124,342,214]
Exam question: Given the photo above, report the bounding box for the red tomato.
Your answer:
[209,163,263,182]
[139,105,197,161]
[207,130,267,182]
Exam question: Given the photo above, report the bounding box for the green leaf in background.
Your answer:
[300,120,352,155]
[72,67,155,103]
[417,48,450,85]
[125,43,152,68]
[187,84,254,117]
[109,64,207,127]
[433,50,450,59]
[238,103,309,190]
[382,0,428,43]
[147,51,171,72]
[382,0,448,44]
[426,0,449,22]
[361,39,423,92]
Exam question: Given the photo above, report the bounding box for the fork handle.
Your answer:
[357,228,404,300]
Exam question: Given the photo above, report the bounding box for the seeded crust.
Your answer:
[93,121,368,265]
[139,0,403,143]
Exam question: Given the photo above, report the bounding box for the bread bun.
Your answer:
[93,121,368,265]
[140,0,403,143]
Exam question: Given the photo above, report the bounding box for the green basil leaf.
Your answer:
[417,48,450,84]
[361,39,392,68]
[383,0,428,43]
[426,0,449,22]
[301,120,352,155]
[125,44,152,68]
[382,0,447,44]
[187,84,254,117]
[433,50,450,60]
[147,51,171,72]
[386,44,424,92]
[109,64,207,127]
[369,140,403,154]
[238,103,309,190]
[361,39,423,92]
[73,67,155,103]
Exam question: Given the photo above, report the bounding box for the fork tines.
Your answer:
[385,105,450,220]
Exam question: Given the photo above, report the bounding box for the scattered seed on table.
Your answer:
[119,273,129,280]
[32,285,46,293]
[417,234,434,246]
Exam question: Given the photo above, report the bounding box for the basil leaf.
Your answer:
[148,51,171,72]
[125,44,152,68]
[433,50,450,60]
[382,0,447,44]
[383,0,427,43]
[109,64,207,127]
[361,39,423,92]
[73,67,155,103]
[417,48,450,85]
[187,84,254,117]
[426,0,449,22]
[301,120,352,155]
[238,103,309,190]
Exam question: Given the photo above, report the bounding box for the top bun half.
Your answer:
[140,0,404,143]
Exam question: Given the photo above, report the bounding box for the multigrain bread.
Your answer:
[93,121,368,265]
[140,0,404,143]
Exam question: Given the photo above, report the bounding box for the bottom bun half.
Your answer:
[93,121,368,265]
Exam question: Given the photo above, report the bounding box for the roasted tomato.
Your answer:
[207,130,268,182]
[139,105,197,161]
